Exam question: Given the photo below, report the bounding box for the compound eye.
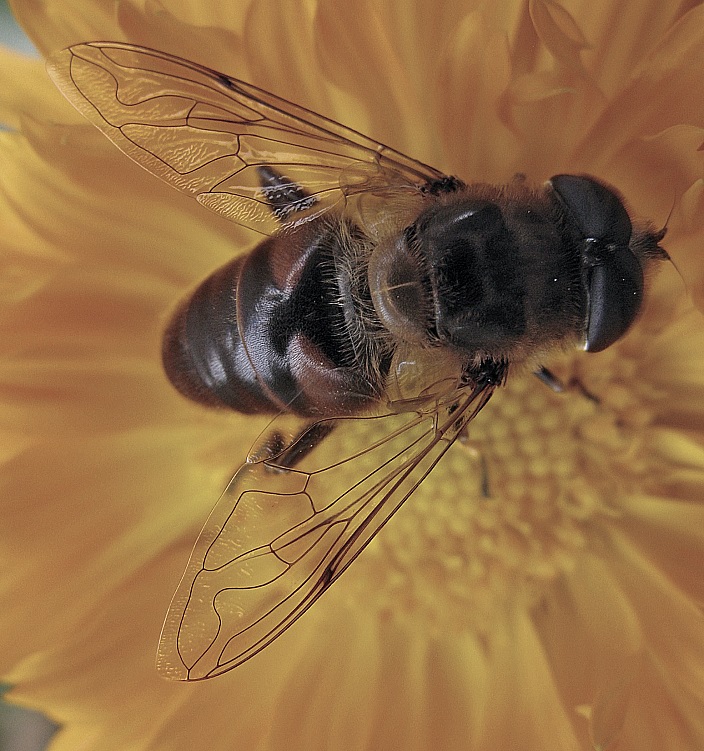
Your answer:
[549,174,632,246]
[584,245,644,352]
[550,174,644,352]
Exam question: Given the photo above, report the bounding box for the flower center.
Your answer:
[330,351,656,638]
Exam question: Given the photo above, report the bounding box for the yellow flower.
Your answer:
[2,1,704,749]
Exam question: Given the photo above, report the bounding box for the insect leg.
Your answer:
[264,420,337,471]
[457,433,492,498]
[534,366,565,392]
[256,165,317,222]
[421,175,466,195]
[534,366,599,403]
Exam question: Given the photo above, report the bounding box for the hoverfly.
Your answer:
[48,42,667,680]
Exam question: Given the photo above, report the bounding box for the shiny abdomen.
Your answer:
[162,227,385,417]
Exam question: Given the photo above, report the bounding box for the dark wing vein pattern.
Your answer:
[157,383,496,680]
[47,42,444,234]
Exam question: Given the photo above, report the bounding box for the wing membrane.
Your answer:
[157,382,496,680]
[47,42,445,234]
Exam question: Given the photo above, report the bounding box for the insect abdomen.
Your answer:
[162,256,274,413]
[163,229,386,417]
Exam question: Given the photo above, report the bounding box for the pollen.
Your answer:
[331,352,658,638]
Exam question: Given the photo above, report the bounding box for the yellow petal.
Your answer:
[574,4,704,172]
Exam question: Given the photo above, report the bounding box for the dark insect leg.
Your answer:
[453,358,508,498]
[265,420,337,471]
[256,165,317,222]
[534,366,599,403]
[477,451,491,498]
[421,175,466,196]
[457,432,492,498]
[534,366,565,392]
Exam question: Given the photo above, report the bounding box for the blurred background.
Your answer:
[0,3,57,750]
[0,0,34,54]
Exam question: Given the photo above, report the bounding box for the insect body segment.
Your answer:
[47,42,669,680]
[162,210,387,417]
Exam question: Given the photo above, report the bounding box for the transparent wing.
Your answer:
[47,42,446,235]
[157,381,496,681]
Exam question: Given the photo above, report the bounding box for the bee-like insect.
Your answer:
[48,42,668,681]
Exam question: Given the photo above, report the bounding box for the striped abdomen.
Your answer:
[162,222,386,417]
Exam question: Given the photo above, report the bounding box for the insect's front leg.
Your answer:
[533,365,599,403]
